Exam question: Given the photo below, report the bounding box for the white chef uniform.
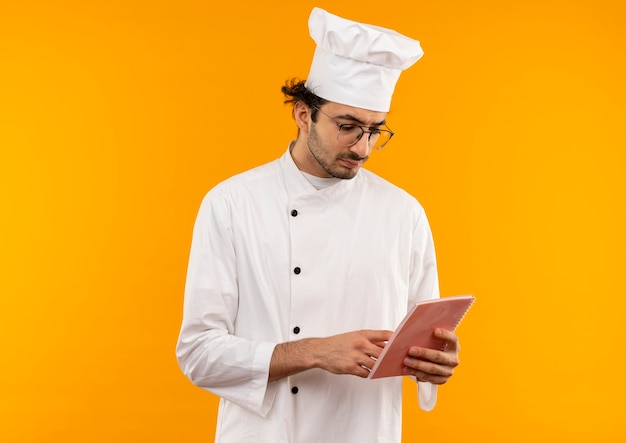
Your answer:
[177,147,439,442]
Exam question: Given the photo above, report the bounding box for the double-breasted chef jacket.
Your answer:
[177,146,440,442]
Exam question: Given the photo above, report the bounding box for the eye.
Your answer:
[339,124,359,134]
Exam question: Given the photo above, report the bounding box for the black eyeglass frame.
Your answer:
[311,106,395,150]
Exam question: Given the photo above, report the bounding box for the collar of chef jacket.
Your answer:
[281,146,358,207]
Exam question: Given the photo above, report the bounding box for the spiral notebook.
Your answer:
[368,295,475,379]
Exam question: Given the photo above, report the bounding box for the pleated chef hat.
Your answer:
[304,7,424,112]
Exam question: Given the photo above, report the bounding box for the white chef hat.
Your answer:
[304,7,424,112]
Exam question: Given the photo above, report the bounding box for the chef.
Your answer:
[176,7,461,442]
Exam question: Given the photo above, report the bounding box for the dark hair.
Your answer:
[281,78,328,122]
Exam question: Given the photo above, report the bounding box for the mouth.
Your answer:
[339,158,362,169]
[338,154,367,170]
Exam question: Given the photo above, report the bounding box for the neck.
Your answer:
[290,138,332,178]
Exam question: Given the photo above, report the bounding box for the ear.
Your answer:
[293,101,312,136]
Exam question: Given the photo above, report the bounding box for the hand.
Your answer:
[402,328,460,384]
[314,330,394,378]
[269,329,393,381]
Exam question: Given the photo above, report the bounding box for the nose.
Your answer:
[349,133,370,158]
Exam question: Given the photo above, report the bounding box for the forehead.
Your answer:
[321,102,387,125]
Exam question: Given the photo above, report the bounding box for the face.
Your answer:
[305,103,387,180]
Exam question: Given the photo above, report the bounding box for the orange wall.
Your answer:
[1,1,624,441]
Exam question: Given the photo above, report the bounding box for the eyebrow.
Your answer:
[334,113,387,127]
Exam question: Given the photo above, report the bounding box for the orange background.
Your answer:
[1,0,625,441]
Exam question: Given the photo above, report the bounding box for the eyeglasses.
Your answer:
[312,106,395,150]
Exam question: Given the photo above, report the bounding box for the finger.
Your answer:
[361,354,378,370]
[355,362,373,378]
[363,329,394,343]
[404,367,451,385]
[404,356,455,376]
[435,328,459,351]
[403,356,455,378]
[408,346,459,367]
[358,330,393,359]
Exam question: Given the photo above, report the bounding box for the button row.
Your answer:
[290,208,302,398]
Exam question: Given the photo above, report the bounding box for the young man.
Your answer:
[177,7,460,442]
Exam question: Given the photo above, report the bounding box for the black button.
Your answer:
[291,209,298,217]
[293,326,300,334]
[291,386,299,394]
[293,267,301,275]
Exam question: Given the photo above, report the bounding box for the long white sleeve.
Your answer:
[408,207,440,411]
[176,190,278,416]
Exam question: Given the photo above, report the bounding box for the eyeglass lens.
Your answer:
[337,125,392,150]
